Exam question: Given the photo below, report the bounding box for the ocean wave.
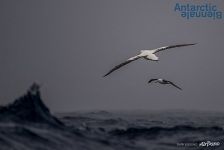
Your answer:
[110,125,224,139]
[0,84,63,127]
[0,84,224,150]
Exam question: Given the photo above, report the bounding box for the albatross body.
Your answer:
[103,43,196,77]
[148,78,182,90]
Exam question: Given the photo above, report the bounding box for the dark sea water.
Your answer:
[0,90,224,150]
[57,110,224,150]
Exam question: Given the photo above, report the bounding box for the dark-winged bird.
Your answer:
[148,78,182,90]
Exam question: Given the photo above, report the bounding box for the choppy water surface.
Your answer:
[0,91,223,150]
[58,110,224,150]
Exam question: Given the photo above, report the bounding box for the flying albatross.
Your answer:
[148,78,182,90]
[103,43,196,77]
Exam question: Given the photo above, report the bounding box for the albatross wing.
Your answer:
[148,79,158,84]
[168,81,182,90]
[153,43,197,54]
[103,55,141,77]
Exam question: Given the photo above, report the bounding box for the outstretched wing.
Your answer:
[148,79,158,84]
[168,81,182,90]
[103,55,141,77]
[153,43,197,54]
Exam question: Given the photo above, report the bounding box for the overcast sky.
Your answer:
[0,0,224,112]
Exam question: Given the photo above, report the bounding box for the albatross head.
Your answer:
[145,54,159,61]
[158,79,163,83]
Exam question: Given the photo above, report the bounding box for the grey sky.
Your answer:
[0,0,224,112]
